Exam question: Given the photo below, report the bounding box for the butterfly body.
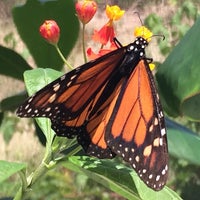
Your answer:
[17,36,168,190]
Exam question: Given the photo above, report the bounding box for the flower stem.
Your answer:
[55,44,74,70]
[13,136,81,200]
[82,23,87,63]
[13,142,54,200]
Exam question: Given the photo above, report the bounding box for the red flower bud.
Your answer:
[39,20,60,45]
[75,0,97,24]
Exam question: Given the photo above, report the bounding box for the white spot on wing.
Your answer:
[135,156,139,162]
[161,128,166,136]
[48,93,56,103]
[45,107,51,112]
[142,169,147,173]
[159,138,163,146]
[154,117,158,125]
[60,75,66,81]
[27,108,32,113]
[28,97,33,103]
[25,104,29,110]
[70,75,77,80]
[53,83,60,92]
[156,175,160,181]
[124,147,128,152]
[149,174,153,179]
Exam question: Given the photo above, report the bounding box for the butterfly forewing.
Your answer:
[106,60,168,190]
[17,48,125,138]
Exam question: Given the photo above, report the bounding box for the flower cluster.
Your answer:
[86,4,125,59]
[39,0,154,69]
[92,5,124,46]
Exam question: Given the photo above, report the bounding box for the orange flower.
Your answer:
[75,0,97,24]
[39,20,60,45]
[92,5,124,45]
[92,22,115,45]
[87,42,117,60]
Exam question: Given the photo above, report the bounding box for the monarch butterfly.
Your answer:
[16,26,168,191]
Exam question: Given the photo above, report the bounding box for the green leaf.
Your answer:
[0,113,18,143]
[166,118,200,165]
[0,45,32,80]
[23,68,62,95]
[64,156,181,200]
[156,17,200,120]
[12,0,79,70]
[0,160,26,183]
[23,68,63,144]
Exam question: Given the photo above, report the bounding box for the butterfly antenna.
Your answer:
[150,34,165,41]
[133,12,144,26]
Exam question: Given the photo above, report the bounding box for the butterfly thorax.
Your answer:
[119,37,148,74]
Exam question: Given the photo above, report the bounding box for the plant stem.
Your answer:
[13,187,22,200]
[55,44,74,70]
[13,136,82,200]
[13,141,54,200]
[67,145,82,157]
[82,23,87,63]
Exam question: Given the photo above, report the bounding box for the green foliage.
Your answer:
[0,113,19,143]
[145,14,171,55]
[4,32,17,49]
[0,45,32,81]
[12,0,79,70]
[167,118,200,165]
[23,68,62,144]
[0,0,80,113]
[65,156,181,200]
[156,17,200,120]
[145,0,199,56]
[0,161,26,183]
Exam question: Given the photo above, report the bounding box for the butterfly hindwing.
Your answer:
[78,77,125,158]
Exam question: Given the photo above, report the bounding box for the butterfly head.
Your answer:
[126,36,148,60]
[126,26,152,58]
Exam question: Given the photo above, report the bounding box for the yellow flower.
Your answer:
[106,5,125,21]
[149,63,155,71]
[134,26,153,42]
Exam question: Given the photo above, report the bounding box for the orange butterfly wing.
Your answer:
[17,48,125,139]
[105,59,168,190]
